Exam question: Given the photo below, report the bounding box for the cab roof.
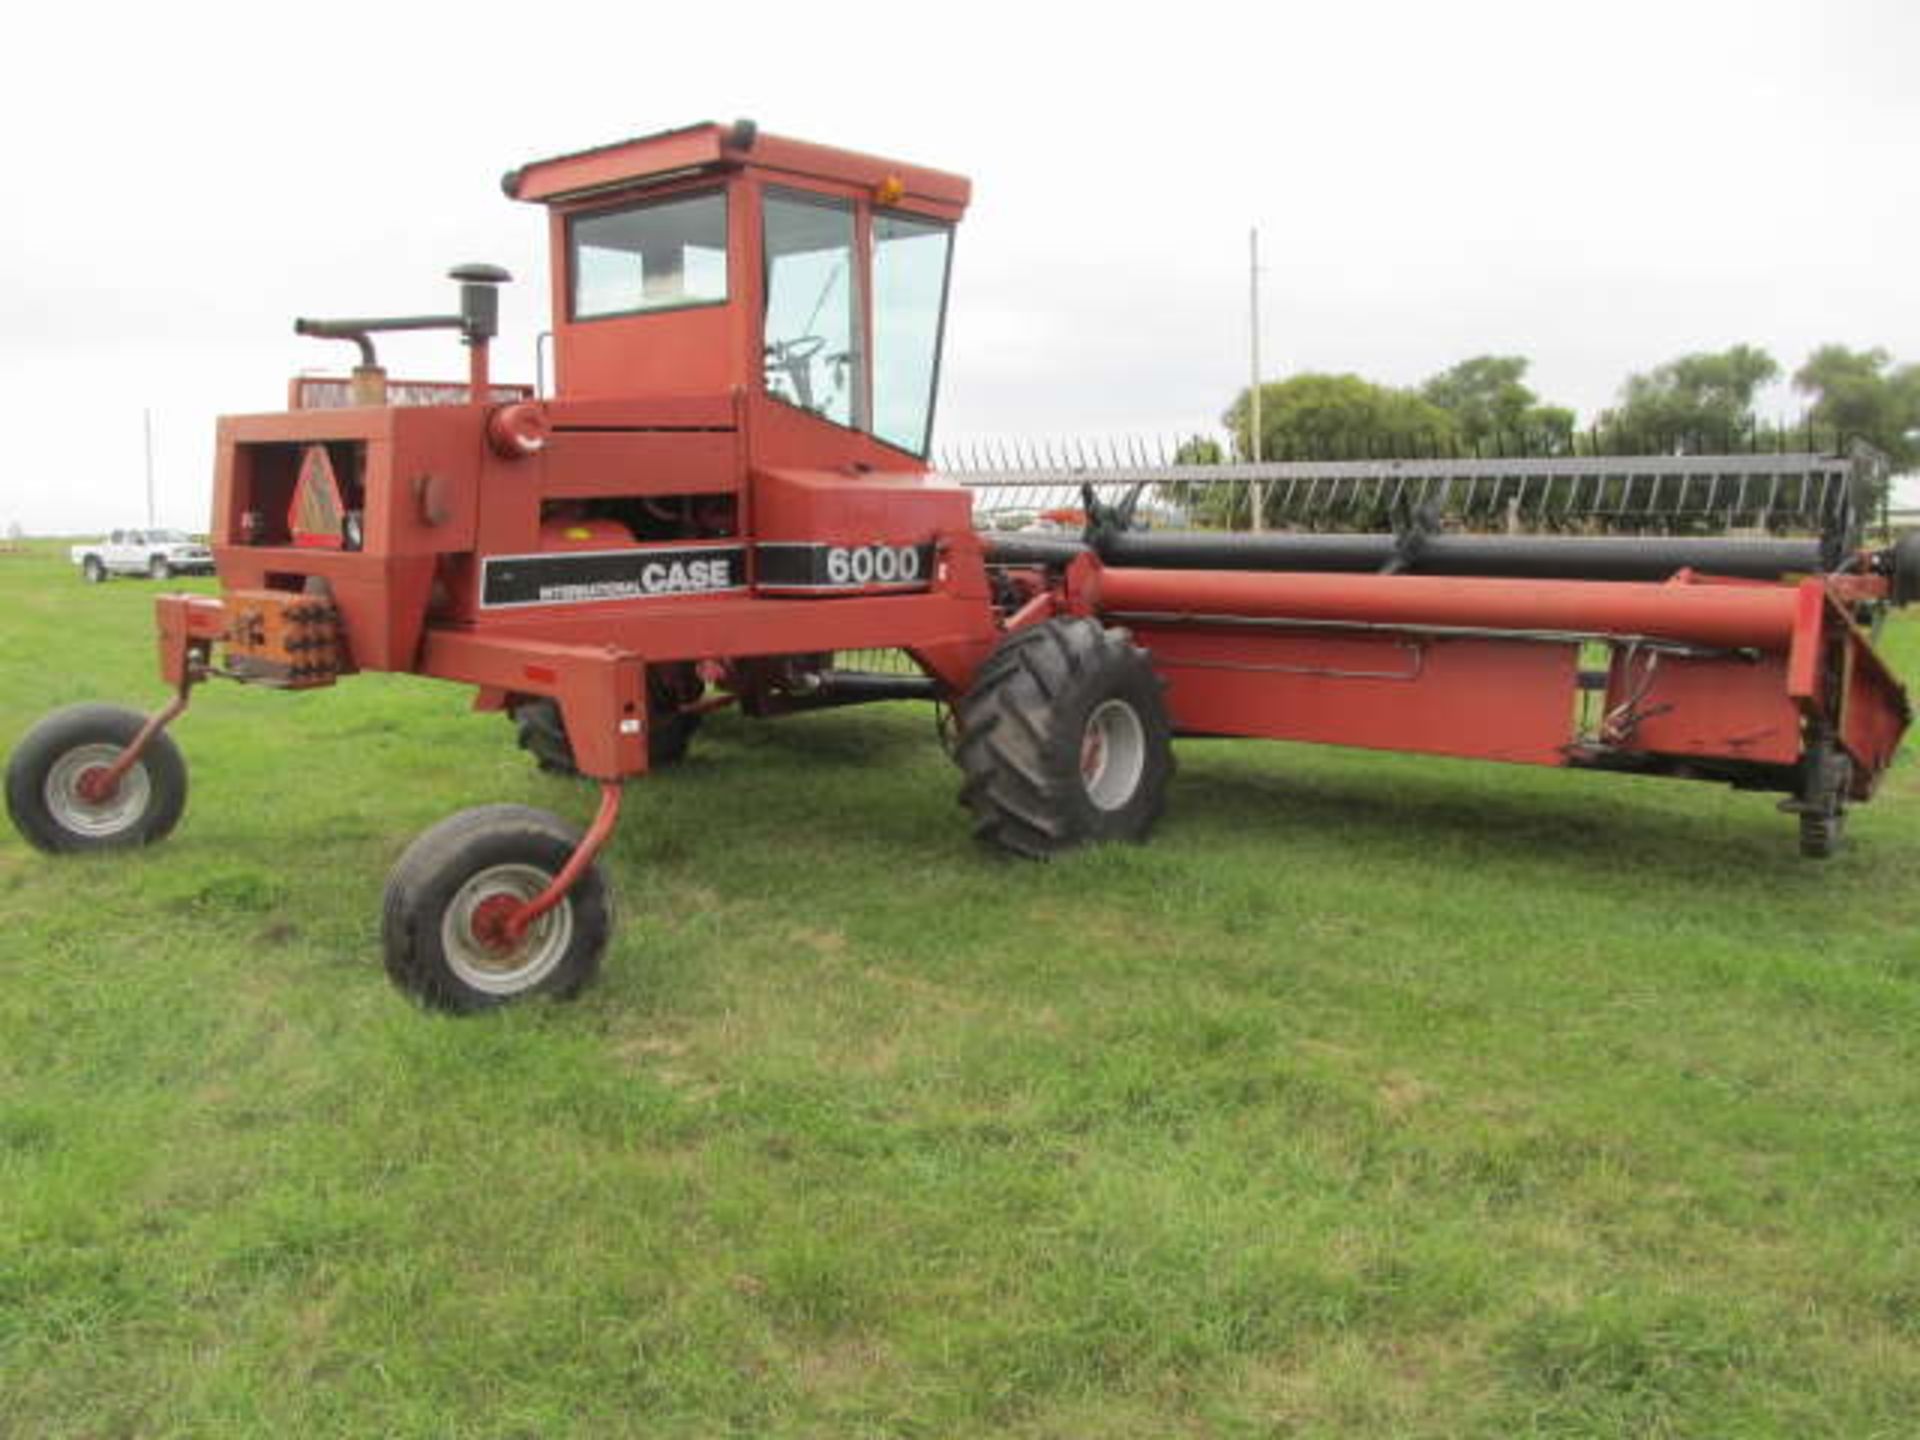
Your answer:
[502,120,971,219]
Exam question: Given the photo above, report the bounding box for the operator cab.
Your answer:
[505,120,970,459]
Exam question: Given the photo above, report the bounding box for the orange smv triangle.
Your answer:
[289,445,346,549]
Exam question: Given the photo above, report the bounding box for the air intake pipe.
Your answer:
[294,264,512,405]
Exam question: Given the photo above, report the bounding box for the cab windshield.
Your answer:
[762,191,953,457]
[871,212,952,455]
[763,191,860,427]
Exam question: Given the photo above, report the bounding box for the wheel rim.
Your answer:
[1080,698,1147,811]
[439,863,574,995]
[44,744,151,838]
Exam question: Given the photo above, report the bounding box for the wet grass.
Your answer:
[2,539,1919,1435]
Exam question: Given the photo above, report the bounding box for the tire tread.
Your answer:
[954,617,1172,860]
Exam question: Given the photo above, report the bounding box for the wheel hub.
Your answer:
[75,764,118,803]
[1080,728,1105,782]
[1079,698,1147,812]
[441,863,573,993]
[44,744,150,838]
[468,893,526,954]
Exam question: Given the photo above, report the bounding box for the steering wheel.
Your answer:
[765,335,830,408]
[767,335,826,364]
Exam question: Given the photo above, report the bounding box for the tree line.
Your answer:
[1193,345,1920,470]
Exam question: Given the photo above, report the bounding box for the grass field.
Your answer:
[3,538,1919,1437]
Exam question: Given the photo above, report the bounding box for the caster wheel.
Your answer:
[6,703,187,854]
[382,804,612,1014]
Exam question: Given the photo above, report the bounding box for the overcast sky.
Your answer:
[4,0,1916,533]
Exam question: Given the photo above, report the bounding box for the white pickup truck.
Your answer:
[71,529,215,583]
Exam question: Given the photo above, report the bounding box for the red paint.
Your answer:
[469,893,524,953]
[1785,578,1828,700]
[75,765,116,804]
[1139,624,1579,765]
[1605,652,1800,765]
[486,401,550,459]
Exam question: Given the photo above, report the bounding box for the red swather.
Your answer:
[6,120,1912,1014]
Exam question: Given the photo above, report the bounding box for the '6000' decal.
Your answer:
[755,542,936,594]
[481,545,747,608]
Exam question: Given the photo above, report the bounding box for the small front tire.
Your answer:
[81,556,106,584]
[149,556,171,581]
[5,703,188,853]
[382,804,612,1014]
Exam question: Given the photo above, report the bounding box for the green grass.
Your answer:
[2,538,1919,1436]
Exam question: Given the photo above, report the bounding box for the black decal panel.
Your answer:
[481,546,748,608]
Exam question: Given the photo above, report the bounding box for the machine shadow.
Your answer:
[1163,741,1816,885]
[689,706,946,769]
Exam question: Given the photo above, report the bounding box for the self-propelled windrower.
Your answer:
[8,121,1915,1011]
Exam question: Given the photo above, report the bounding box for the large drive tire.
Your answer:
[148,555,170,581]
[512,693,701,775]
[6,703,188,853]
[382,804,612,1014]
[81,556,106,584]
[955,617,1173,858]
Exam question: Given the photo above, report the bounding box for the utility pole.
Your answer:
[1249,228,1264,532]
[143,408,156,529]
